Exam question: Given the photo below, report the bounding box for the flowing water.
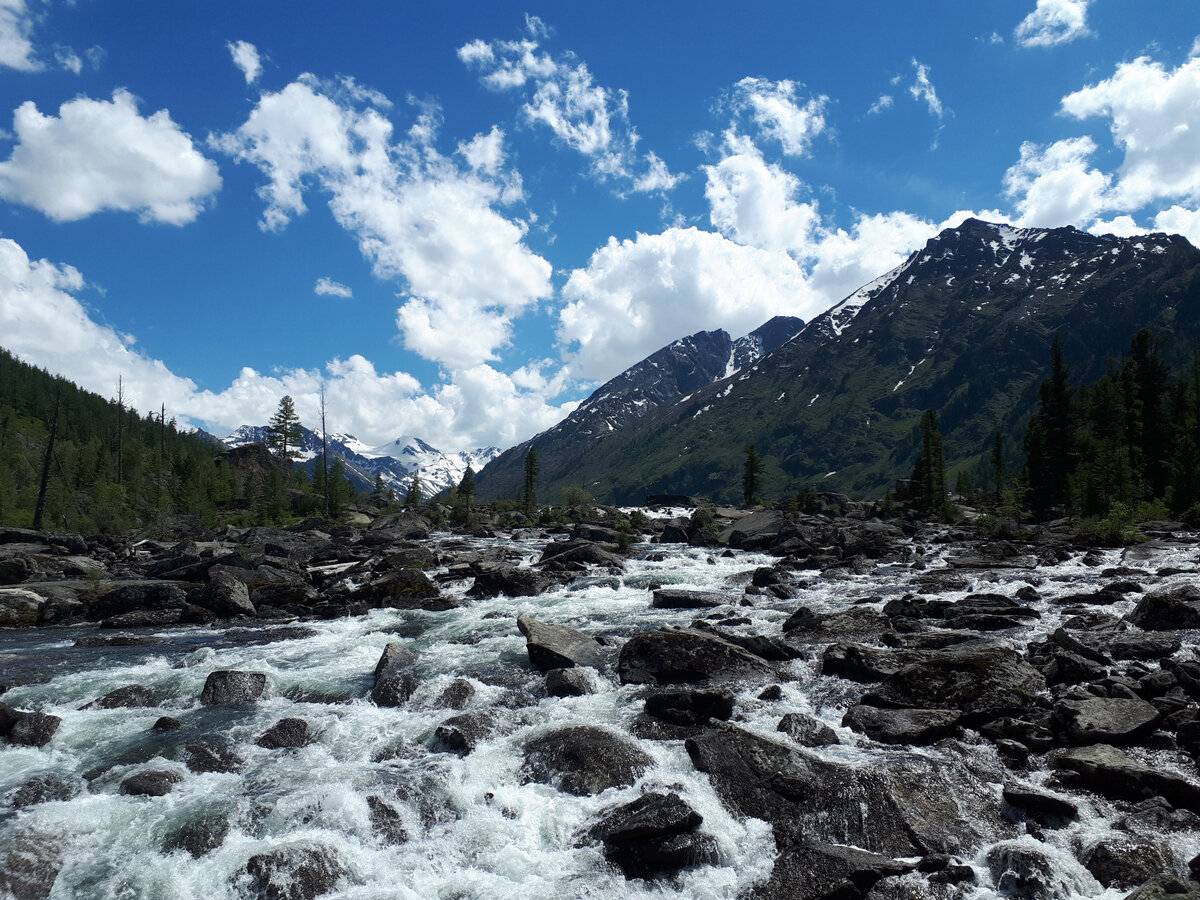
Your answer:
[2,528,1199,899]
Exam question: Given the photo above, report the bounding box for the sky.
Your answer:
[1,1,1199,454]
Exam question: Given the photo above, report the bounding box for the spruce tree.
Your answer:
[523,449,539,516]
[458,466,476,508]
[268,395,303,459]
[742,443,765,505]
[405,473,422,507]
[910,409,946,518]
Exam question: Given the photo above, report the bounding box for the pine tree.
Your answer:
[910,409,947,518]
[991,431,1005,501]
[523,449,539,515]
[405,472,422,507]
[268,395,303,459]
[742,443,765,505]
[458,466,476,509]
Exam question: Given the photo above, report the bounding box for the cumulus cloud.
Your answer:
[54,47,81,74]
[868,94,894,115]
[0,89,221,224]
[457,125,505,175]
[727,77,829,156]
[458,23,680,194]
[228,39,262,84]
[214,75,551,369]
[0,0,38,71]
[0,236,573,451]
[1003,136,1109,227]
[1015,0,1092,48]
[314,277,352,298]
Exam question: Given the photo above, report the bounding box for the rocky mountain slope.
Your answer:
[480,219,1200,504]
[477,316,803,501]
[222,426,499,498]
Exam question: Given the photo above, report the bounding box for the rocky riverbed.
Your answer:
[2,500,1200,899]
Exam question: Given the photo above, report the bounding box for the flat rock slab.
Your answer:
[1052,697,1159,746]
[650,588,729,610]
[517,617,605,671]
[1052,744,1200,813]
[618,626,776,685]
[842,705,961,745]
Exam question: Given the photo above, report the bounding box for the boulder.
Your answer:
[776,712,841,747]
[371,642,419,707]
[468,565,562,599]
[842,705,961,745]
[584,791,718,879]
[1052,744,1200,813]
[822,644,930,682]
[366,795,409,845]
[516,616,606,671]
[986,838,1084,900]
[618,626,776,685]
[643,689,734,726]
[199,670,267,706]
[86,582,189,621]
[0,588,43,626]
[256,718,312,749]
[0,706,61,747]
[10,774,80,808]
[1001,784,1079,827]
[198,570,256,618]
[650,588,729,610]
[545,668,597,697]
[163,812,230,858]
[120,770,184,797]
[357,569,450,611]
[434,711,496,754]
[433,678,475,709]
[539,540,626,569]
[523,725,653,796]
[184,738,244,774]
[757,841,911,900]
[1125,585,1200,631]
[1051,698,1159,746]
[84,684,156,709]
[718,509,786,551]
[1084,836,1171,889]
[239,845,346,900]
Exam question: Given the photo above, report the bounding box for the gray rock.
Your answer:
[585,791,716,879]
[986,839,1078,900]
[523,725,653,796]
[644,688,734,725]
[371,642,419,707]
[184,738,244,774]
[1125,585,1200,631]
[1052,744,1200,813]
[517,616,606,671]
[163,812,230,857]
[0,588,43,626]
[650,588,728,610]
[823,643,930,682]
[777,712,841,747]
[256,718,312,749]
[120,769,183,797]
[366,795,408,845]
[240,845,346,900]
[199,570,256,618]
[434,711,496,754]
[1052,697,1159,746]
[757,841,912,900]
[1002,784,1078,826]
[545,667,596,696]
[618,626,776,685]
[842,705,961,745]
[199,670,267,706]
[1084,836,1170,889]
[10,774,80,808]
[85,684,156,709]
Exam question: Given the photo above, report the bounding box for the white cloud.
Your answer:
[0,236,574,451]
[214,75,551,369]
[1003,136,1109,227]
[457,125,505,176]
[0,0,38,72]
[54,46,81,74]
[458,26,679,194]
[1015,0,1092,48]
[909,59,944,118]
[1152,205,1200,248]
[558,227,814,380]
[228,40,262,85]
[314,277,352,298]
[868,94,894,115]
[0,89,221,224]
[728,77,829,156]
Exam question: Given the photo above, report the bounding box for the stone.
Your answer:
[358,568,448,610]
[199,670,267,705]
[10,774,80,808]
[163,812,230,857]
[986,839,1077,900]
[643,689,734,726]
[757,841,911,900]
[2,708,61,747]
[371,642,419,707]
[618,626,776,685]
[1084,836,1170,889]
[1125,585,1200,631]
[585,791,716,879]
[433,678,475,709]
[256,718,312,749]
[0,588,43,626]
[468,565,561,599]
[366,795,408,845]
[777,712,841,747]
[86,582,189,621]
[434,711,495,754]
[1002,784,1078,827]
[120,769,183,797]
[184,738,244,774]
[822,643,930,682]
[842,705,961,745]
[545,667,596,696]
[85,684,156,709]
[517,616,606,671]
[649,588,728,609]
[198,570,256,618]
[1051,697,1159,746]
[523,725,653,796]
[1052,744,1200,813]
[240,845,346,900]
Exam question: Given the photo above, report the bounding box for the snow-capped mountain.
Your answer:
[221,425,500,498]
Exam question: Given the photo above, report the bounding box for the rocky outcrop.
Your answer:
[618,627,777,685]
[523,725,653,796]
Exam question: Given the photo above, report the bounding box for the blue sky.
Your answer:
[1,1,1198,452]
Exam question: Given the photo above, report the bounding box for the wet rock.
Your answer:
[239,845,346,900]
[358,568,450,611]
[163,812,230,857]
[784,606,893,642]
[0,705,61,747]
[434,711,496,754]
[1002,784,1078,827]
[757,841,912,900]
[545,667,596,696]
[198,570,256,618]
[1124,876,1200,900]
[617,626,776,685]
[860,647,1046,727]
[584,791,717,879]
[433,678,475,709]
[469,565,562,598]
[1125,585,1200,631]
[0,588,43,626]
[1052,744,1200,812]
[256,718,312,749]
[986,839,1079,900]
[1111,635,1183,661]
[84,684,156,709]
[152,716,181,731]
[842,705,961,745]
[777,712,841,747]
[120,769,184,796]
[523,725,653,796]
[1084,836,1170,889]
[650,588,728,609]
[10,774,80,808]
[184,738,244,774]
[199,670,268,705]
[371,642,419,707]
[1051,697,1159,746]
[101,608,185,628]
[539,539,625,569]
[643,688,734,725]
[366,795,409,845]
[0,830,65,900]
[517,616,606,671]
[823,643,930,682]
[86,581,189,621]
[718,509,786,551]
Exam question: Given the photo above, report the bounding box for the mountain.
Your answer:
[476,315,804,502]
[478,219,1200,504]
[222,426,500,498]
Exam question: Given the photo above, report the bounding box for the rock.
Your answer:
[256,718,312,749]
[1052,744,1200,813]
[152,716,181,731]
[0,706,61,747]
[757,841,912,900]
[1110,635,1183,661]
[784,607,893,643]
[371,642,419,707]
[1051,697,1159,745]
[718,509,786,551]
[1124,876,1200,900]
[358,568,449,610]
[1084,836,1170,889]
[584,791,717,879]
[198,570,256,618]
[618,626,776,685]
[842,705,961,745]
[523,725,653,796]
[434,711,496,754]
[517,616,606,671]
[643,689,734,726]
[986,838,1081,900]
[86,582,189,621]
[0,831,65,900]
[822,643,930,682]
[85,684,156,709]
[184,738,244,774]
[539,539,626,569]
[101,608,185,628]
[650,588,728,609]
[120,769,184,796]
[239,845,346,900]
[469,565,561,598]
[199,670,267,705]
[860,647,1045,726]
[0,588,43,626]
[163,812,230,857]
[366,795,408,844]
[1125,586,1200,631]
[433,678,475,709]
[10,774,80,808]
[1002,784,1078,827]
[777,712,841,747]
[545,667,596,696]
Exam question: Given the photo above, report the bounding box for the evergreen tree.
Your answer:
[1025,335,1075,516]
[523,449,539,515]
[458,466,476,508]
[268,395,303,459]
[373,474,386,496]
[327,457,354,512]
[742,443,765,505]
[405,472,422,507]
[910,409,947,518]
[991,431,1005,501]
